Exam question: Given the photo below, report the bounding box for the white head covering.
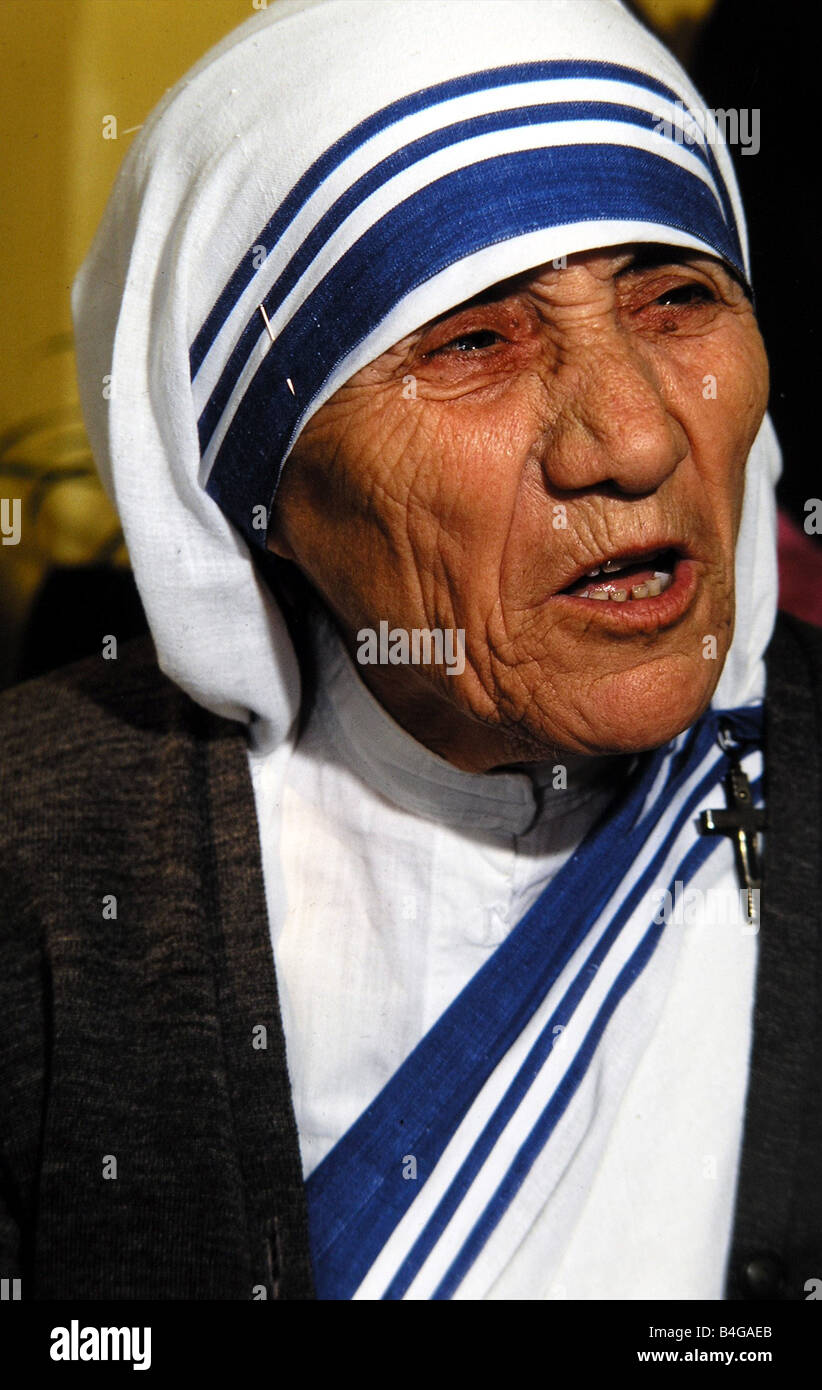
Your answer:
[71,0,780,742]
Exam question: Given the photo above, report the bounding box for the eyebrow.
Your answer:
[614,245,749,295]
[419,245,747,332]
[614,245,718,275]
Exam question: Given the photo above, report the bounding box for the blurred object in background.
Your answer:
[0,0,248,691]
[776,509,822,629]
[630,0,719,61]
[0,380,133,686]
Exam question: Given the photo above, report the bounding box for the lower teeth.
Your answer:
[580,572,673,601]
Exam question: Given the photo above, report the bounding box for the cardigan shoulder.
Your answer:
[726,607,822,1299]
[0,637,313,1298]
[0,628,252,1056]
[766,609,822,684]
[0,637,258,1289]
[0,634,248,917]
[1,633,217,817]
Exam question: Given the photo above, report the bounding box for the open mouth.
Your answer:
[560,547,679,602]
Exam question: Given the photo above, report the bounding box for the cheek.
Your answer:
[685,329,768,527]
[349,396,534,584]
[689,316,768,436]
[620,315,764,535]
[420,401,536,542]
[280,395,529,630]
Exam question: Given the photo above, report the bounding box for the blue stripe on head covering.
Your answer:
[191,59,746,547]
[189,59,703,379]
[195,98,735,463]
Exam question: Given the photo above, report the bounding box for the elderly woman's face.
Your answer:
[269,245,769,770]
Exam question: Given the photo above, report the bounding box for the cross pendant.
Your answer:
[699,744,764,925]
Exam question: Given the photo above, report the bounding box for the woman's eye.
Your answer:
[652,282,715,307]
[429,328,502,355]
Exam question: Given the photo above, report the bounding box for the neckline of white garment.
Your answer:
[305,606,627,837]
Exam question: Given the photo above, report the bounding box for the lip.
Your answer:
[550,555,699,631]
[557,543,676,593]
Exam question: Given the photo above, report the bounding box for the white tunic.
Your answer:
[248,613,759,1299]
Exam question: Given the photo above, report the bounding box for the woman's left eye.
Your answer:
[430,328,502,354]
[652,282,715,307]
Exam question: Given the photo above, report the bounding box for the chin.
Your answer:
[534,655,723,757]
[574,703,711,756]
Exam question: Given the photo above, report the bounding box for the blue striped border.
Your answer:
[427,773,761,1299]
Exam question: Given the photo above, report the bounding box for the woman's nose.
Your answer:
[539,333,689,495]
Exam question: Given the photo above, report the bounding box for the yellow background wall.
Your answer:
[0,0,253,683]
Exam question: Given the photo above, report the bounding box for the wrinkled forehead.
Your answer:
[181,4,747,549]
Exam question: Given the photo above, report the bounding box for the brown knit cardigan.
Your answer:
[1,613,821,1300]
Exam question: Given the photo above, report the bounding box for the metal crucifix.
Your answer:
[699,726,764,926]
